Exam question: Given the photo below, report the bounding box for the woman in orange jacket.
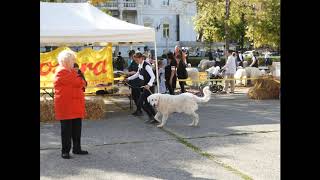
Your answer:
[54,50,88,159]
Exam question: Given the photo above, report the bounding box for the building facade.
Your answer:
[63,0,198,56]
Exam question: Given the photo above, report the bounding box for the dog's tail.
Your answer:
[194,86,211,103]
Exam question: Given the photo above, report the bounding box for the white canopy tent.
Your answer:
[40,2,159,92]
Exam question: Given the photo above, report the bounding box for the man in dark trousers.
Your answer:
[126,52,157,124]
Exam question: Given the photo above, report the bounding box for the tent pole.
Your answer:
[154,39,160,93]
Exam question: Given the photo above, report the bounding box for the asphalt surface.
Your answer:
[41,88,280,180]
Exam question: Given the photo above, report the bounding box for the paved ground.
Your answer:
[40,88,280,180]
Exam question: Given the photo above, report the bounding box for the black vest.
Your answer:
[252,56,258,67]
[177,61,188,79]
[139,61,152,86]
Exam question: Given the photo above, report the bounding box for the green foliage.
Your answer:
[187,57,203,67]
[245,0,280,48]
[194,0,280,49]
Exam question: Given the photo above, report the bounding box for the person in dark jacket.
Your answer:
[176,50,188,93]
[250,52,259,67]
[126,52,157,124]
[164,52,177,95]
[115,52,125,71]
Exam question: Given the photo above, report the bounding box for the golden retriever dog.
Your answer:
[147,86,211,128]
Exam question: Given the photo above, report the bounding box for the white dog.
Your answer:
[186,67,200,87]
[245,67,262,85]
[234,66,247,86]
[147,86,211,128]
[198,59,215,71]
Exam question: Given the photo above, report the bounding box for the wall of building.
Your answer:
[50,0,198,57]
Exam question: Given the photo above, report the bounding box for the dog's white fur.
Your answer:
[245,67,262,78]
[245,67,262,85]
[186,67,200,87]
[147,86,211,128]
[234,67,263,86]
[234,67,247,85]
[198,59,215,71]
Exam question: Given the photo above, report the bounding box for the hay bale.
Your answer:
[248,76,280,100]
[40,99,55,122]
[85,97,105,120]
[40,97,106,122]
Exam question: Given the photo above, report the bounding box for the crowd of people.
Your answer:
[53,46,270,159]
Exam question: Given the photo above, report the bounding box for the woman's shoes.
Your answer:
[72,150,89,155]
[62,150,88,159]
[61,153,71,159]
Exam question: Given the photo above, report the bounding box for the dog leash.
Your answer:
[124,81,154,95]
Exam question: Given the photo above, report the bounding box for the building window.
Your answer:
[163,24,169,38]
[162,0,169,6]
[144,0,151,5]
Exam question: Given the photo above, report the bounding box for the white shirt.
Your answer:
[239,53,243,61]
[223,55,237,74]
[127,60,155,87]
[264,52,270,59]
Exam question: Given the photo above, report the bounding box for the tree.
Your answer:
[88,0,109,6]
[194,0,280,50]
[224,0,230,54]
[245,0,280,49]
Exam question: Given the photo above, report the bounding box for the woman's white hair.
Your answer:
[57,50,76,68]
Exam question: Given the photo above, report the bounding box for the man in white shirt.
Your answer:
[126,52,157,123]
[222,50,237,93]
[264,50,271,66]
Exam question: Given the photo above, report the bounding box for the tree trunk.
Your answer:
[239,13,245,51]
[197,29,203,42]
[224,0,230,57]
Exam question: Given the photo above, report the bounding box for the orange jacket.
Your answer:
[54,67,86,120]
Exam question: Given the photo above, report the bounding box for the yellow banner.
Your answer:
[40,44,114,93]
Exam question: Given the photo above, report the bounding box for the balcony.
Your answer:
[98,0,136,10]
[123,1,136,8]
[99,0,118,10]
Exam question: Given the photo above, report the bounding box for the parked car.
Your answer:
[270,51,280,56]
[243,50,255,58]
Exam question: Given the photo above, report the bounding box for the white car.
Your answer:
[243,51,255,58]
